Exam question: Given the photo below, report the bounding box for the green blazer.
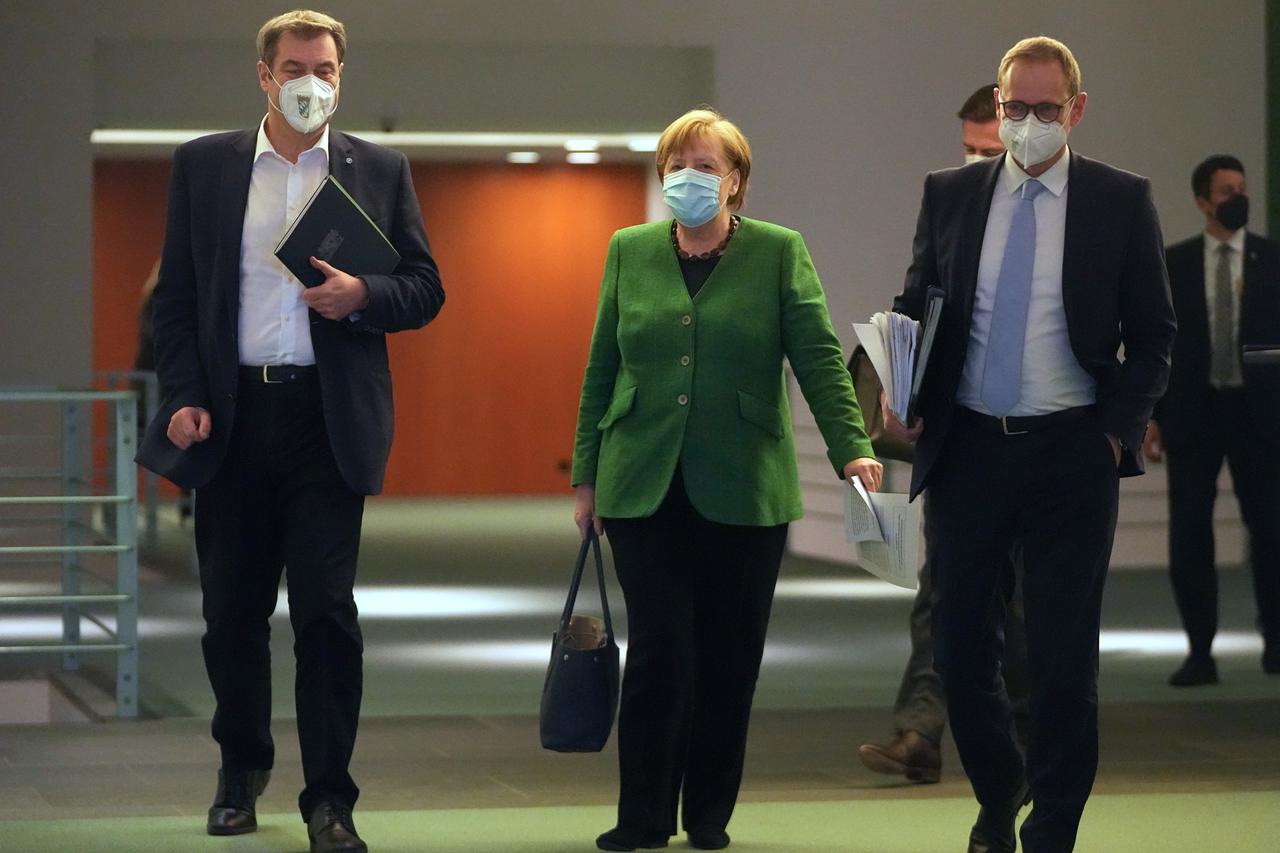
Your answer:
[571,217,874,526]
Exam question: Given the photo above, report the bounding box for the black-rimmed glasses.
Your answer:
[999,95,1076,123]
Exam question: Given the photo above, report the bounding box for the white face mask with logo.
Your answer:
[268,70,338,134]
[964,153,988,166]
[998,115,1067,169]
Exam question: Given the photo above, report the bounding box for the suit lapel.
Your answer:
[1189,239,1208,338]
[1060,151,1086,339]
[216,129,257,331]
[1241,233,1263,340]
[958,156,1001,334]
[329,130,356,190]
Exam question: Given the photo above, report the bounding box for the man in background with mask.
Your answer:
[137,10,443,853]
[883,37,1174,851]
[1143,155,1280,687]
[858,82,1030,786]
[961,83,1006,164]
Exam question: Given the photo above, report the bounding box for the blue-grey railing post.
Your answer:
[142,372,159,554]
[113,396,139,718]
[60,399,85,672]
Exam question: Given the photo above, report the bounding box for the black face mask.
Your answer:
[1215,193,1249,231]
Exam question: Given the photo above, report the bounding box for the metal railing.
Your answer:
[95,370,159,554]
[0,389,140,717]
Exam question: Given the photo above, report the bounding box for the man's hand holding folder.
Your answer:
[274,174,401,321]
[303,256,371,320]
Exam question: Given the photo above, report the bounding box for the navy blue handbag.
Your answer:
[539,529,621,752]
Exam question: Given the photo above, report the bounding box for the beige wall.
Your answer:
[0,1,1266,565]
[2,0,1266,380]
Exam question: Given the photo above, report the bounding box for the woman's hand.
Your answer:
[574,484,604,538]
[843,456,884,492]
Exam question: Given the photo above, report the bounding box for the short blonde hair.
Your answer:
[655,108,752,210]
[257,9,347,69]
[998,36,1082,98]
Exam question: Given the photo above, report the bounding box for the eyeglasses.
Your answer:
[999,95,1076,123]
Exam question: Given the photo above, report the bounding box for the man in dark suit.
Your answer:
[136,11,443,853]
[1143,155,1280,687]
[886,37,1175,852]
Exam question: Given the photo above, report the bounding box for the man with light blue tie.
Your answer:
[885,36,1175,852]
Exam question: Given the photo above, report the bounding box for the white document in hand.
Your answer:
[844,476,921,590]
[853,313,921,424]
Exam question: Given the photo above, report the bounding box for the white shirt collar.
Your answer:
[253,116,330,164]
[1002,145,1070,198]
[1204,226,1245,255]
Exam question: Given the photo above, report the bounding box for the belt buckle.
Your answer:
[1001,415,1029,436]
[262,365,282,385]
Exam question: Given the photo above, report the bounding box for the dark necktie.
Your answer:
[1212,243,1235,385]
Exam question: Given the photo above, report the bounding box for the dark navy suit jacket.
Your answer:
[893,152,1176,499]
[136,128,444,495]
[1155,231,1280,450]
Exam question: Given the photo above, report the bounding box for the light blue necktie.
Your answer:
[980,179,1046,416]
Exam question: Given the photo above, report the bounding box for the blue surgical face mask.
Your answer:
[663,168,725,227]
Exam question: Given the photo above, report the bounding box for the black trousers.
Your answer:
[603,471,788,839]
[194,371,365,821]
[927,409,1118,853]
[1167,387,1280,657]
[895,493,1030,744]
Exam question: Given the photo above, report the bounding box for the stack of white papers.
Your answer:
[853,312,921,424]
[844,476,922,589]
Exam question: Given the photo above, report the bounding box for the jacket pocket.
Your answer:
[738,389,784,439]
[597,385,637,430]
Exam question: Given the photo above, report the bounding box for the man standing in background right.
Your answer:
[1143,155,1280,686]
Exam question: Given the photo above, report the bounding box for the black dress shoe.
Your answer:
[688,827,731,849]
[967,783,1030,853]
[595,826,668,851]
[307,801,367,853]
[1168,654,1218,686]
[206,768,270,836]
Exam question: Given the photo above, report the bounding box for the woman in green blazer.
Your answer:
[571,108,881,852]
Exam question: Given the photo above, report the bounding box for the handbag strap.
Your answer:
[559,528,615,639]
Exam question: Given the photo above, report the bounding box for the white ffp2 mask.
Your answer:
[998,116,1067,169]
[269,71,337,134]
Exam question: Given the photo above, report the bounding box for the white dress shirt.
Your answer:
[237,117,329,367]
[957,148,1097,416]
[1203,228,1245,387]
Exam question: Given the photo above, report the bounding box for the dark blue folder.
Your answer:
[274,175,400,288]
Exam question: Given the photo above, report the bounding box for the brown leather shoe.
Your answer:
[206,768,270,835]
[858,730,941,783]
[308,801,368,853]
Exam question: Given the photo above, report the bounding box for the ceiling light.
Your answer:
[627,136,660,152]
[566,152,601,164]
[91,130,664,153]
[505,151,540,164]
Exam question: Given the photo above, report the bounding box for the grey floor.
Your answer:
[1,497,1278,836]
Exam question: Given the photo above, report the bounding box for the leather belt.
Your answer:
[239,364,317,384]
[956,405,1095,436]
